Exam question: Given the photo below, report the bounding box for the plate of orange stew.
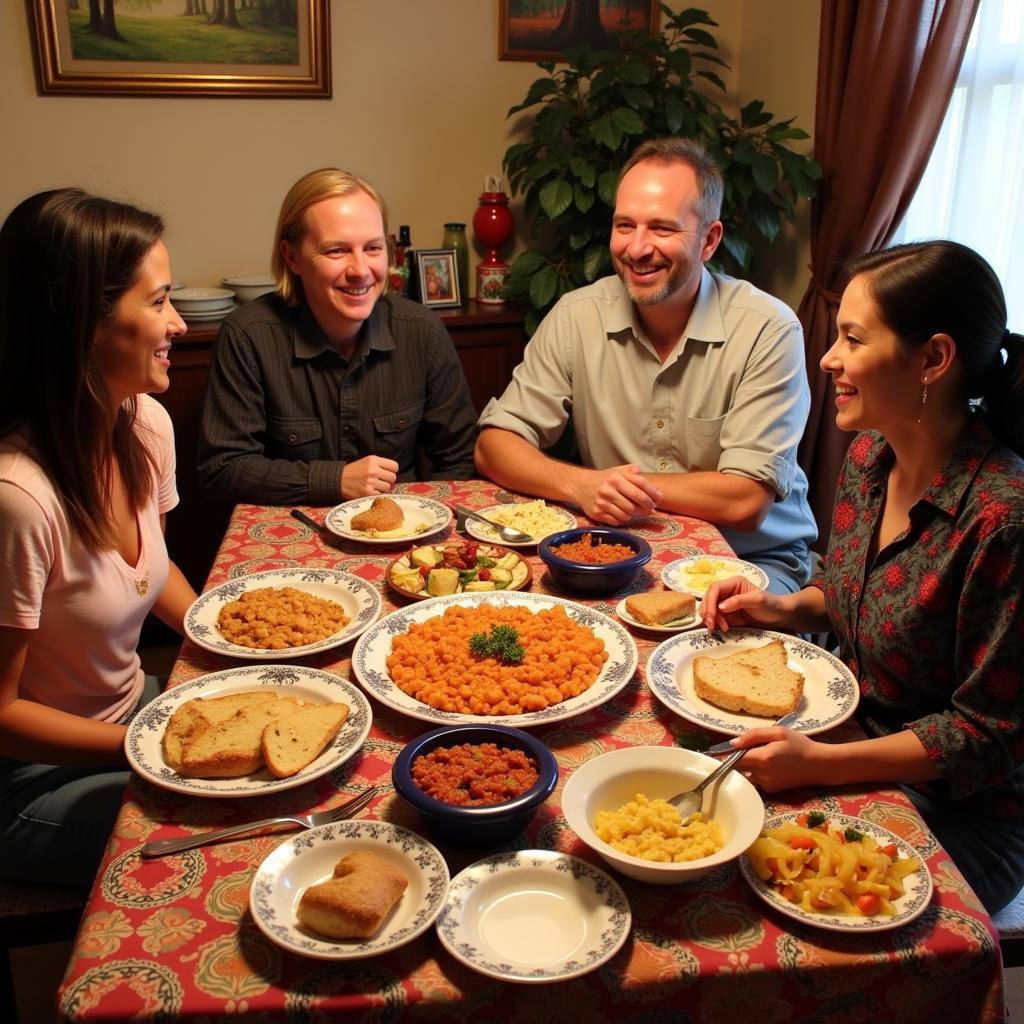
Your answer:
[351,592,638,727]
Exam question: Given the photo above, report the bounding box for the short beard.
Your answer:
[615,257,684,306]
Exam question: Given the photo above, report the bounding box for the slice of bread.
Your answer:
[261,702,351,779]
[691,639,804,717]
[162,690,278,771]
[178,697,307,778]
[297,851,408,939]
[625,591,696,626]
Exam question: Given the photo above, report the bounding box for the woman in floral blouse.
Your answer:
[702,241,1024,913]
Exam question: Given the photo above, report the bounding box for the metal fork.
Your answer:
[140,785,377,858]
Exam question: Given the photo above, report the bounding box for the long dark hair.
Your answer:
[0,188,165,549]
[846,241,1024,456]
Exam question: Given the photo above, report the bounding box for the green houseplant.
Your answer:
[502,5,821,334]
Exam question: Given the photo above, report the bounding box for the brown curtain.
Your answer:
[798,0,979,547]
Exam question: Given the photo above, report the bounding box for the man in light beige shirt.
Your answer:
[475,138,816,592]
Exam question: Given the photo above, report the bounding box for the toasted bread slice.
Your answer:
[261,702,350,779]
[162,690,279,770]
[691,639,804,717]
[625,591,696,626]
[350,496,404,532]
[297,851,407,939]
[178,697,307,778]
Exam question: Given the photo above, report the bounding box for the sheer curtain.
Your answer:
[893,0,1024,327]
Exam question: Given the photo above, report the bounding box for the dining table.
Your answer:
[56,480,1007,1023]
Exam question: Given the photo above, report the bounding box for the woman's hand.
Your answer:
[699,577,790,633]
[722,726,826,792]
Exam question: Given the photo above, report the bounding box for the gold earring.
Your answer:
[916,378,928,424]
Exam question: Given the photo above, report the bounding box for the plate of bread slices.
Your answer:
[645,628,859,736]
[250,820,449,959]
[125,665,373,796]
[324,495,452,544]
[616,591,700,632]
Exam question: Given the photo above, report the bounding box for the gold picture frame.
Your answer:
[30,0,331,98]
[499,0,660,62]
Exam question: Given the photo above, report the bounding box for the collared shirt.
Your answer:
[197,293,477,505]
[477,270,816,566]
[818,416,1024,817]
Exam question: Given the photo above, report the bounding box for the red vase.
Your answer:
[473,192,515,303]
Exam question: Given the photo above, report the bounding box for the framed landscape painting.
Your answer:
[30,0,331,97]
[499,0,660,62]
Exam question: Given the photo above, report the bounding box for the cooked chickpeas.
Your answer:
[216,587,348,649]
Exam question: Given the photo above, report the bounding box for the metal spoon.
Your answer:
[455,506,533,544]
[670,711,799,818]
[290,508,328,535]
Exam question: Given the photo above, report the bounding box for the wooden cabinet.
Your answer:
[153,301,527,591]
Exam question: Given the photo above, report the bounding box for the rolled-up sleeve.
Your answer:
[717,316,808,501]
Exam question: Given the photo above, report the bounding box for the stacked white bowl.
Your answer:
[170,287,236,322]
[220,274,276,303]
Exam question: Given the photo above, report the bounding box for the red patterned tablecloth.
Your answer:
[57,481,1006,1022]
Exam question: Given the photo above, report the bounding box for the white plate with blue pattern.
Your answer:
[351,591,638,727]
[645,628,859,736]
[436,850,631,983]
[324,495,452,544]
[125,665,373,797]
[740,812,933,933]
[250,821,449,959]
[184,568,382,659]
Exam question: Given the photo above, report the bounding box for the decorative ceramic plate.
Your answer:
[661,555,769,597]
[645,628,859,736]
[351,591,638,727]
[324,495,452,545]
[386,541,531,601]
[184,568,381,660]
[125,665,372,797]
[436,850,631,982]
[739,812,933,933]
[463,502,577,548]
[615,597,702,634]
[250,821,449,959]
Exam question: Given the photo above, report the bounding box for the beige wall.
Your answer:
[1,0,818,307]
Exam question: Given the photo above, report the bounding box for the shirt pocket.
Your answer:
[684,414,726,470]
[372,401,423,458]
[267,416,323,461]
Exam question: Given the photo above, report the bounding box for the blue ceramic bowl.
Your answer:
[538,527,652,596]
[391,725,559,846]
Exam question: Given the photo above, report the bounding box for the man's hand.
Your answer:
[568,464,662,524]
[341,455,398,498]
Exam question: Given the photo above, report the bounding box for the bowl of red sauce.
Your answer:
[538,527,652,596]
[391,725,559,845]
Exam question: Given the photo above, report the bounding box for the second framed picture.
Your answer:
[416,249,461,308]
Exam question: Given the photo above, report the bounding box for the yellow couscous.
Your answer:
[482,501,569,542]
[595,793,724,863]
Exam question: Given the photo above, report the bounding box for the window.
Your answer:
[893,0,1024,326]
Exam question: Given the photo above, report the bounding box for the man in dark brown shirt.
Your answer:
[197,169,476,506]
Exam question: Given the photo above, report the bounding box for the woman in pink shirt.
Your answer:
[0,188,197,884]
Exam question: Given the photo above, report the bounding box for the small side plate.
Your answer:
[436,850,631,982]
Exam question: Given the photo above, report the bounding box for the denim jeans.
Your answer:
[904,785,1024,914]
[0,674,163,887]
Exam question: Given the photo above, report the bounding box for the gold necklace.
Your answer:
[135,574,150,597]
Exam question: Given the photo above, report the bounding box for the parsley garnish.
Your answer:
[844,827,865,842]
[807,810,826,829]
[468,625,524,664]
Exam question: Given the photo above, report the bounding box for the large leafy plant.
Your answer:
[502,5,821,334]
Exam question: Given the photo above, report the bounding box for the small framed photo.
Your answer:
[416,249,461,308]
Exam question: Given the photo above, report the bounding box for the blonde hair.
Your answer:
[271,168,390,306]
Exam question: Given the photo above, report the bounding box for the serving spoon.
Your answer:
[455,506,533,544]
[670,711,799,818]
